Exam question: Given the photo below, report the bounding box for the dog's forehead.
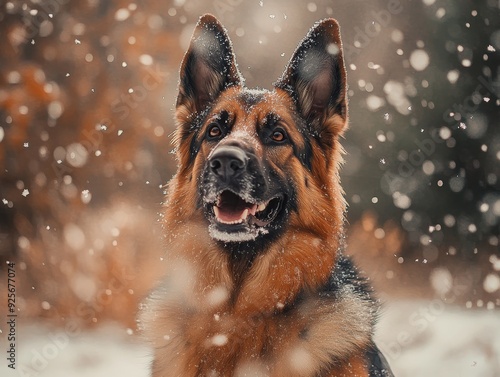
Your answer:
[236,88,295,111]
[214,87,295,119]
[236,88,267,109]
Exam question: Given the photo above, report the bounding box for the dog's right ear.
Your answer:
[176,14,242,116]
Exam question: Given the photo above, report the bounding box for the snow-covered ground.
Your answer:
[376,301,500,377]
[1,324,151,377]
[1,300,499,377]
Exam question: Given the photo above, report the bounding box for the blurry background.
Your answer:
[0,0,499,376]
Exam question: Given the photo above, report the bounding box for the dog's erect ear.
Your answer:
[275,19,347,141]
[177,14,242,115]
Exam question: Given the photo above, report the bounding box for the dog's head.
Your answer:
[172,14,347,245]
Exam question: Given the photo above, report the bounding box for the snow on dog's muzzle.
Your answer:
[202,144,285,242]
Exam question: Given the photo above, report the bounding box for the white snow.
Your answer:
[1,301,499,376]
[391,29,404,43]
[409,49,430,71]
[439,126,452,140]
[483,274,500,293]
[376,300,500,377]
[115,8,131,21]
[366,95,386,111]
[288,346,314,374]
[429,267,453,295]
[435,8,446,19]
[139,54,153,66]
[0,324,151,377]
[210,334,229,347]
[48,101,64,119]
[63,223,86,250]
[383,80,412,115]
[326,43,339,55]
[81,190,92,204]
[65,143,88,168]
[393,192,411,209]
[205,286,230,307]
[446,69,460,84]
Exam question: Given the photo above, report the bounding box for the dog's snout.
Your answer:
[209,146,248,183]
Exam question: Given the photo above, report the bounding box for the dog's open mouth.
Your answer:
[213,191,282,227]
[206,190,283,241]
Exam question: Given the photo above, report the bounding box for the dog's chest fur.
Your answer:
[141,251,375,377]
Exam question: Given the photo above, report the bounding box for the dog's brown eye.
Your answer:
[271,129,286,142]
[208,124,222,139]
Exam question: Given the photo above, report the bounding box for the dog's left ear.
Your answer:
[275,19,347,143]
[176,14,242,116]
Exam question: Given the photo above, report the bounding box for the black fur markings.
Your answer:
[186,105,211,162]
[366,344,395,377]
[236,89,266,110]
[322,254,375,308]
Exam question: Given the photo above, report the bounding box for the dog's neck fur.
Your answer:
[141,223,375,376]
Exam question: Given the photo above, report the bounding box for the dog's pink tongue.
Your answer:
[214,203,257,224]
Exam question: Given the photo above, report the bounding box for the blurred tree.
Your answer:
[343,0,499,261]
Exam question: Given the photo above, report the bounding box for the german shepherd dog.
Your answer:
[141,14,394,377]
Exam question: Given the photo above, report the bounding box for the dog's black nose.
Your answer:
[209,146,248,183]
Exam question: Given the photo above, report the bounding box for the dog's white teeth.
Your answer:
[249,204,258,216]
[257,203,267,212]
